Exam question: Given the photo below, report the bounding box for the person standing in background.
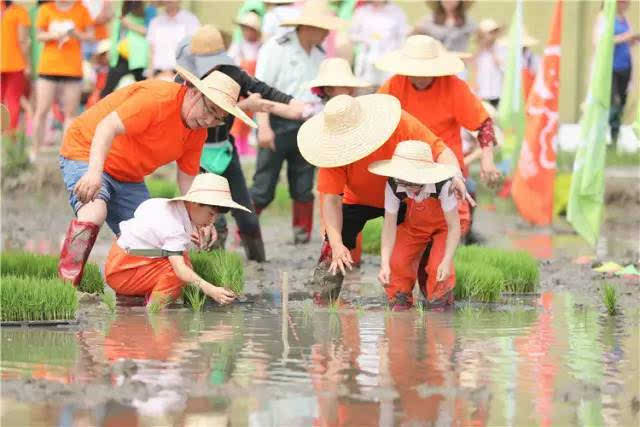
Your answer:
[414,0,476,53]
[350,0,408,91]
[81,0,111,57]
[261,0,300,41]
[1,0,31,139]
[147,0,199,80]
[472,18,504,108]
[30,0,93,162]
[593,0,639,143]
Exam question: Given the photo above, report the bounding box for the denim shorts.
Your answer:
[59,156,150,235]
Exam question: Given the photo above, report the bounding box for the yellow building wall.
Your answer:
[186,0,639,124]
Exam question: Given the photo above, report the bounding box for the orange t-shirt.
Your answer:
[317,111,447,209]
[61,80,207,183]
[0,3,31,73]
[36,1,92,77]
[378,75,488,176]
[93,22,108,40]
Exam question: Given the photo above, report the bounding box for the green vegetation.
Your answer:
[146,177,179,198]
[190,250,244,294]
[183,283,206,312]
[1,329,77,367]
[415,301,425,316]
[327,298,339,315]
[557,147,640,171]
[146,294,171,314]
[362,217,383,254]
[553,172,572,216]
[454,263,505,303]
[1,133,30,178]
[1,275,77,322]
[272,183,292,215]
[101,291,116,314]
[0,251,104,294]
[602,283,619,316]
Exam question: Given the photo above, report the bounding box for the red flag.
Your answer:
[511,0,562,225]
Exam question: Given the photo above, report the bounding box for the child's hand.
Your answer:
[378,264,391,285]
[191,225,217,250]
[436,261,451,282]
[201,281,236,305]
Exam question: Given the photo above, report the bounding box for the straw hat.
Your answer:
[375,35,464,77]
[175,65,257,128]
[297,94,401,168]
[171,173,251,212]
[280,0,346,31]
[368,140,457,184]
[175,25,234,79]
[235,11,262,33]
[498,32,539,48]
[306,58,370,89]
[478,18,501,33]
[95,39,111,56]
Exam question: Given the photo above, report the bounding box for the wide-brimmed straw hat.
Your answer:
[297,94,401,168]
[171,173,251,212]
[176,25,234,80]
[95,39,111,56]
[280,0,346,31]
[175,65,257,128]
[478,18,502,33]
[368,140,457,184]
[306,58,370,89]
[235,11,262,32]
[375,35,464,77]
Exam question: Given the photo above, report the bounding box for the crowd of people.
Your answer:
[1,0,637,311]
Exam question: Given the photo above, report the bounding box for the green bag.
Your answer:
[200,141,233,175]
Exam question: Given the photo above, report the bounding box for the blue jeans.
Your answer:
[59,156,150,235]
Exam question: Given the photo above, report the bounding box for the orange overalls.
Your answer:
[387,189,467,306]
[104,241,191,301]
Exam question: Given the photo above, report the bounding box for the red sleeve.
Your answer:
[451,77,489,131]
[35,4,49,30]
[317,167,347,196]
[177,130,206,176]
[114,87,159,135]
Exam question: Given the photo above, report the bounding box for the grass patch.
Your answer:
[1,329,77,367]
[147,294,171,314]
[183,283,206,312]
[190,250,244,294]
[101,292,116,314]
[557,147,640,171]
[0,275,78,321]
[362,217,383,255]
[454,262,504,302]
[0,251,104,294]
[455,245,539,295]
[602,283,619,316]
[145,177,179,198]
[1,133,30,178]
[269,183,291,215]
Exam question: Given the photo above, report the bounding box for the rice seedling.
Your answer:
[602,283,619,316]
[327,298,339,316]
[0,275,78,322]
[190,250,244,294]
[454,262,504,303]
[145,177,179,198]
[0,329,77,367]
[183,283,206,312]
[0,251,104,294]
[146,294,170,314]
[415,301,425,316]
[101,291,117,314]
[362,217,383,255]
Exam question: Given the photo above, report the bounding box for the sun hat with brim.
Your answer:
[375,35,464,77]
[297,94,401,168]
[280,0,346,31]
[306,57,370,89]
[175,65,257,128]
[95,39,111,56]
[175,25,234,80]
[171,173,251,212]
[235,11,262,33]
[368,140,457,185]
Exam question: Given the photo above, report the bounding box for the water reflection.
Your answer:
[1,293,638,426]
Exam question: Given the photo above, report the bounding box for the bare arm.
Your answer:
[378,212,398,284]
[436,146,461,170]
[256,111,275,150]
[176,169,196,196]
[168,256,235,304]
[442,208,461,268]
[323,193,353,275]
[36,28,62,42]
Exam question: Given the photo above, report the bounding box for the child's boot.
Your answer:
[58,219,100,287]
[292,200,313,244]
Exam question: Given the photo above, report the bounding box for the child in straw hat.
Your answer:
[105,173,249,307]
[368,140,461,310]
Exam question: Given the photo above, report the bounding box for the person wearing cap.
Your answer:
[369,140,461,310]
[104,173,247,306]
[261,0,300,41]
[57,65,256,288]
[84,39,111,108]
[175,24,308,262]
[376,35,501,229]
[297,94,465,302]
[251,0,345,245]
[472,18,505,107]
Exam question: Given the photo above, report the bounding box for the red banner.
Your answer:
[511,0,562,225]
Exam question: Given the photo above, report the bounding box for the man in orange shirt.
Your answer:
[0,1,31,135]
[297,94,466,301]
[57,65,257,287]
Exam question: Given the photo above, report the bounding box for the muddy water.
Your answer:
[1,292,638,426]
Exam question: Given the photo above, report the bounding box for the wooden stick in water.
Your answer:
[282,271,290,359]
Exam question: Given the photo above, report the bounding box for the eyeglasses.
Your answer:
[396,179,423,188]
[202,95,227,122]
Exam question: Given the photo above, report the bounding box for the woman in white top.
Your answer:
[472,18,505,107]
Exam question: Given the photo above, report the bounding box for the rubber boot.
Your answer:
[391,292,412,311]
[350,233,363,268]
[310,239,343,304]
[239,231,266,262]
[58,219,100,287]
[292,200,313,245]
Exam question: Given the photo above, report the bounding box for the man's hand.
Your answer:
[480,149,501,187]
[329,242,353,275]
[200,281,236,305]
[73,170,103,204]
[436,260,451,282]
[239,92,275,114]
[378,263,391,285]
[257,124,276,151]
